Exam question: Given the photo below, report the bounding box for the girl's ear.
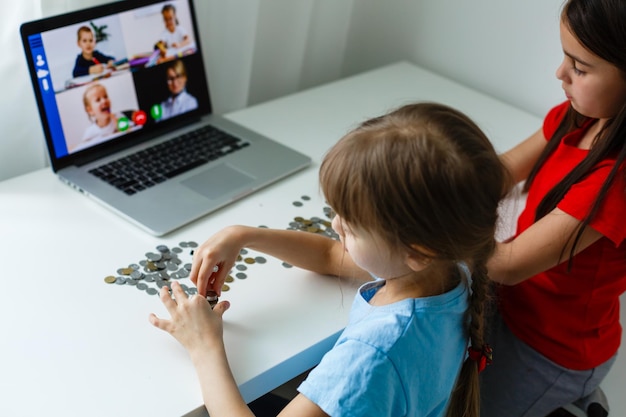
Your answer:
[405,244,437,272]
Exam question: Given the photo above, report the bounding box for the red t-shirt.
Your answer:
[499,101,626,370]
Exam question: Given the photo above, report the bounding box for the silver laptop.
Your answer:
[20,0,311,236]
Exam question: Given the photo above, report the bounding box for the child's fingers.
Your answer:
[212,300,230,317]
[170,281,188,301]
[148,312,170,331]
[158,285,178,314]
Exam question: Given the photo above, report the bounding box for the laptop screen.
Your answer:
[21,0,211,168]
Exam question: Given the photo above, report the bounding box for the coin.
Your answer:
[104,275,116,284]
[206,291,218,308]
[146,252,162,262]
[243,257,255,264]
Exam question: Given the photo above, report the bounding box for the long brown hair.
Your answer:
[524,0,626,266]
[319,102,508,417]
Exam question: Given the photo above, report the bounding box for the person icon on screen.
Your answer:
[159,60,198,120]
[159,4,191,50]
[80,83,136,145]
[72,26,115,78]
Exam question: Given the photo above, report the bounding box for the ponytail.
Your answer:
[445,264,492,417]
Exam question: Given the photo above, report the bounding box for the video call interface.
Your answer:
[26,0,208,158]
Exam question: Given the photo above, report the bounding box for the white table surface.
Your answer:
[1,61,623,416]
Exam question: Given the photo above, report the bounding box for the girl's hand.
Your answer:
[190,225,247,297]
[89,64,105,74]
[149,281,230,352]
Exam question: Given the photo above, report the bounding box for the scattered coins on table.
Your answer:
[103,195,338,298]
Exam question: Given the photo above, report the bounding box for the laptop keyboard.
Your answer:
[88,125,250,195]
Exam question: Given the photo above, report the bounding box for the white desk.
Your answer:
[1,62,623,416]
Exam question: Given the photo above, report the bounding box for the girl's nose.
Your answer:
[555,59,568,82]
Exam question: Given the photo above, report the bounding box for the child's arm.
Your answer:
[190,225,370,297]
[172,34,191,49]
[487,207,603,285]
[150,281,330,417]
[499,128,548,187]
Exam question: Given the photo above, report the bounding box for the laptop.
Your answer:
[20,0,311,236]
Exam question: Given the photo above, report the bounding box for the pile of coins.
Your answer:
[103,242,200,297]
[104,196,339,298]
[104,242,270,300]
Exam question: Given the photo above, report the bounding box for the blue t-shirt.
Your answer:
[298,274,469,417]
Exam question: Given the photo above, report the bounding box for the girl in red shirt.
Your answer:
[483,0,626,416]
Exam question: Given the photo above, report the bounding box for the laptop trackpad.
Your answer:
[181,163,255,200]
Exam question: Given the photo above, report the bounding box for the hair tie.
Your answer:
[467,344,493,373]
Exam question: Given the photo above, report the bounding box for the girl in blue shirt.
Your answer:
[150,102,508,417]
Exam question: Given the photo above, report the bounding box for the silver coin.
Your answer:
[178,269,189,278]
[282,262,293,268]
[156,245,169,253]
[187,241,198,248]
[171,247,182,253]
[255,256,267,264]
[293,201,303,207]
[144,274,155,283]
[156,281,170,289]
[145,252,160,262]
[301,195,311,201]
[137,283,148,291]
[115,277,126,285]
[184,263,192,271]
[125,278,138,286]
[130,270,144,280]
[236,272,247,279]
[236,264,247,271]
[240,249,248,255]
[146,288,158,296]
[179,242,188,248]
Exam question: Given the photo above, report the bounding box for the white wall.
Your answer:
[1,1,48,181]
[343,0,564,119]
[1,0,565,181]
